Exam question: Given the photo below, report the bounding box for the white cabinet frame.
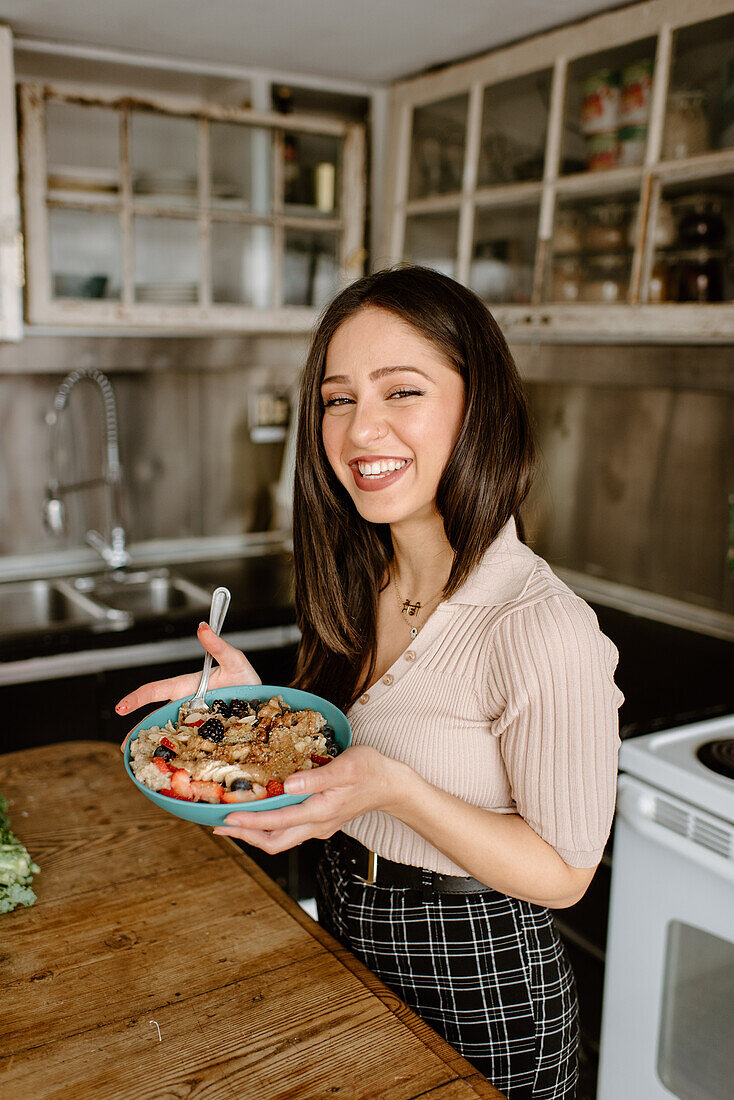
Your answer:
[19,83,366,332]
[0,26,22,342]
[382,0,734,343]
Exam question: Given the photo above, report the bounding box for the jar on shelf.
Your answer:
[662,90,709,160]
[674,194,727,248]
[670,248,726,302]
[620,60,654,126]
[551,256,583,301]
[581,70,621,134]
[618,125,647,166]
[626,199,676,250]
[585,130,620,171]
[553,209,583,253]
[583,253,629,302]
[647,257,671,303]
[584,202,628,251]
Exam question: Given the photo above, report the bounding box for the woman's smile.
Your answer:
[321,307,464,525]
[349,456,413,491]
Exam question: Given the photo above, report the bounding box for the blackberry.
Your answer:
[153,744,175,762]
[210,699,231,718]
[199,717,225,743]
[325,741,339,758]
[231,778,253,791]
[229,699,252,719]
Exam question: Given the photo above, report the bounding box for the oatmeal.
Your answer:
[130,695,338,804]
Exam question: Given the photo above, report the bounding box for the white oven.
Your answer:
[598,715,734,1100]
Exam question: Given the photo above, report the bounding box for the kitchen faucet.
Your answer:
[43,368,131,569]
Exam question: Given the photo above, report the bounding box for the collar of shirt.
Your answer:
[442,515,538,609]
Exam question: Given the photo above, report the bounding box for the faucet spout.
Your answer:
[44,368,130,568]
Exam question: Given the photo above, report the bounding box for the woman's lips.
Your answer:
[349,459,412,492]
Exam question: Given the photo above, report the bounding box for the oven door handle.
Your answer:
[616,774,734,885]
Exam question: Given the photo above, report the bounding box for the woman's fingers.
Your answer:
[115,622,262,720]
[196,623,261,683]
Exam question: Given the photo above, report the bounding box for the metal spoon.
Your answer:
[186,586,231,715]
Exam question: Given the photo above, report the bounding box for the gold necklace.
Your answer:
[392,568,443,639]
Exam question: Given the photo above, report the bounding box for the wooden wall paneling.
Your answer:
[571,387,674,585]
[113,369,202,542]
[645,391,731,607]
[525,382,591,567]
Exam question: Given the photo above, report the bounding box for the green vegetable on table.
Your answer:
[0,794,40,914]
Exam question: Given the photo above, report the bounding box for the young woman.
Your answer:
[117,266,623,1099]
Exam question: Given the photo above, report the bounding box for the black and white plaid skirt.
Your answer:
[316,837,578,1100]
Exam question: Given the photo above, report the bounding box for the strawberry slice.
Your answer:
[160,736,178,751]
[266,779,285,797]
[153,756,174,775]
[170,768,194,800]
[190,780,226,804]
[310,754,331,766]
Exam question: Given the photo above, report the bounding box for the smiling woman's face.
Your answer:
[320,306,465,527]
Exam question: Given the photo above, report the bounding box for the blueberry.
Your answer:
[153,745,175,762]
[231,778,253,791]
[200,717,225,743]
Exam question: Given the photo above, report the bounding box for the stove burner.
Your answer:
[696,739,734,780]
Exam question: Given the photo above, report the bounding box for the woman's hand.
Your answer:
[118,622,261,752]
[212,745,406,853]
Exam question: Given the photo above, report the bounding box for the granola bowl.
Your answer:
[123,684,352,825]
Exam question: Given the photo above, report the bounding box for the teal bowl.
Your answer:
[123,684,352,826]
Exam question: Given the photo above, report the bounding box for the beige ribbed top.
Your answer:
[343,516,624,874]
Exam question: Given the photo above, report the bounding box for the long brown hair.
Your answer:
[291,265,535,712]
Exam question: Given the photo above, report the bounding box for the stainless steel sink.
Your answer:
[0,569,213,641]
[71,568,212,618]
[0,578,113,638]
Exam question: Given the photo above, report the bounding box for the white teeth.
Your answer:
[356,459,408,478]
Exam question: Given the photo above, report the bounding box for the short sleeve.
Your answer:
[488,594,624,868]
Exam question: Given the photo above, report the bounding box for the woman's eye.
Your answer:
[322,388,423,409]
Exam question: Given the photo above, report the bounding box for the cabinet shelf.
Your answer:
[385,0,734,340]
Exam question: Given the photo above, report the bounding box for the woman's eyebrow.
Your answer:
[321,365,433,386]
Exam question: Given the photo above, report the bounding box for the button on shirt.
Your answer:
[343,516,624,877]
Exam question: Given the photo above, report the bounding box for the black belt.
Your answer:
[333,832,491,898]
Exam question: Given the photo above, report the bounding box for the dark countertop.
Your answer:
[1,549,732,735]
[0,550,296,665]
[591,602,734,737]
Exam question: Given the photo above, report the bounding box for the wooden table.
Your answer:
[1,742,505,1100]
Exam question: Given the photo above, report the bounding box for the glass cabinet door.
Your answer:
[131,110,198,207]
[650,178,734,302]
[403,211,460,277]
[665,13,734,159]
[281,130,340,214]
[210,122,272,214]
[547,192,638,303]
[50,208,122,300]
[0,25,22,340]
[470,203,539,304]
[408,94,469,199]
[46,101,120,201]
[561,38,657,175]
[478,69,552,186]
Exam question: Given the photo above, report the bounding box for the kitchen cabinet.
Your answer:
[18,81,365,331]
[0,26,22,342]
[382,0,734,342]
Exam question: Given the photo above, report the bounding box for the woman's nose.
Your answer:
[347,401,387,445]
